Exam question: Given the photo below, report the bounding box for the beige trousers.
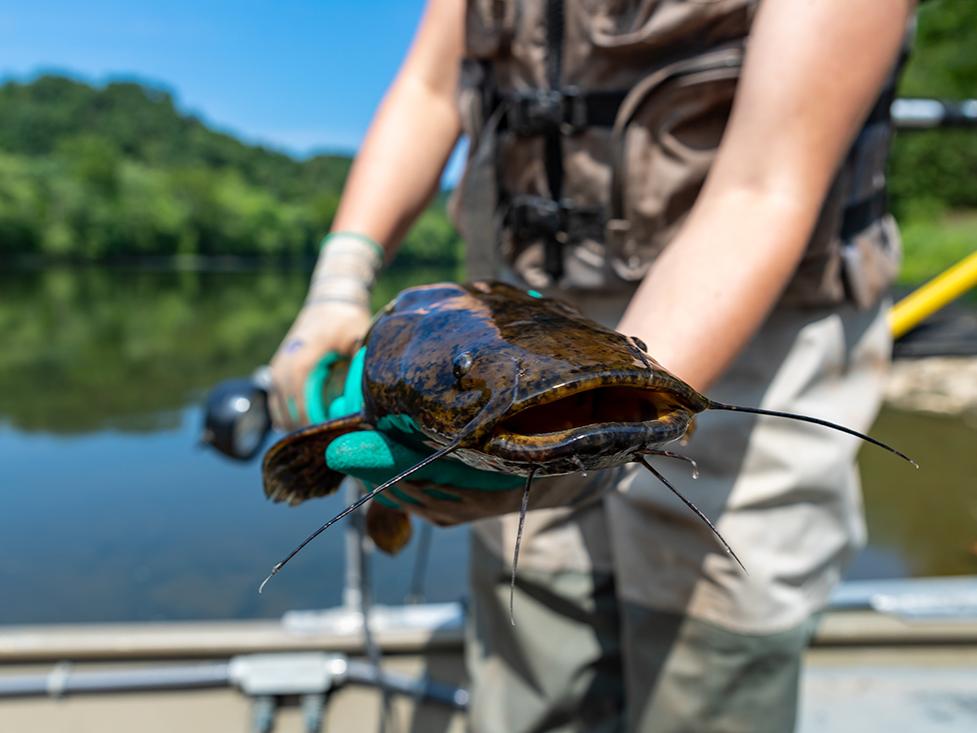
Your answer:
[467,299,891,732]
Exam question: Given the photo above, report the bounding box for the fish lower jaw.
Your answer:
[477,412,693,476]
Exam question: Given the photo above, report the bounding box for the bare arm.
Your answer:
[618,0,914,392]
[331,0,465,250]
[270,0,463,427]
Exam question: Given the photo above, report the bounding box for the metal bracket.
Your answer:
[229,653,347,697]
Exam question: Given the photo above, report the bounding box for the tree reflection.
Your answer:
[0,264,459,433]
[859,409,977,578]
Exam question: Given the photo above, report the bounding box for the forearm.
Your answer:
[306,76,461,310]
[330,0,463,257]
[332,78,461,254]
[305,0,462,309]
[618,189,814,392]
[270,0,464,427]
[619,0,914,392]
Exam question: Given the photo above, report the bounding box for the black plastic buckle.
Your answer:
[509,196,564,239]
[509,195,607,240]
[560,87,586,134]
[507,88,586,136]
[508,90,562,136]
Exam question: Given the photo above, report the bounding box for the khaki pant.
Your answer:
[466,299,891,732]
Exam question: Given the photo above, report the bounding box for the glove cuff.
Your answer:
[306,232,384,309]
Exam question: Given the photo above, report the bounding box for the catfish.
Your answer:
[260,282,914,601]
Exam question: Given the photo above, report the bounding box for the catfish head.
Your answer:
[360,281,710,475]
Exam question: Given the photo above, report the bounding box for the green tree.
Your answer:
[0,75,460,264]
[889,0,977,217]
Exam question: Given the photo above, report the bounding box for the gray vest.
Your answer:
[451,0,903,308]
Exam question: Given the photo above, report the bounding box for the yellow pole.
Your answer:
[890,249,977,339]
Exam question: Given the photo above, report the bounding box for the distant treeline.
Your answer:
[0,265,459,434]
[888,0,977,219]
[0,76,461,264]
[0,0,974,263]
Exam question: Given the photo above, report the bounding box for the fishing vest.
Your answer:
[450,0,904,308]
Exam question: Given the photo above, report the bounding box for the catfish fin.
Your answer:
[262,413,371,506]
[366,502,413,555]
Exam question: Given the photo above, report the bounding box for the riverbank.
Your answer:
[885,356,977,418]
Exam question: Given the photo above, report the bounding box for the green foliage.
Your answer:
[1,0,973,271]
[0,264,459,434]
[900,1,977,99]
[889,0,977,218]
[898,209,977,285]
[0,75,462,264]
[401,205,465,266]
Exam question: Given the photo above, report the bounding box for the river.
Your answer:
[1,265,975,625]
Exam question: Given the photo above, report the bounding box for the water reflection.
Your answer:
[857,408,977,579]
[0,265,974,624]
[0,265,459,435]
[0,264,466,625]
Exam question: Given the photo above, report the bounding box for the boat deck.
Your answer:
[3,581,977,732]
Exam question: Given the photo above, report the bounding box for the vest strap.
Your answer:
[507,195,606,242]
[496,88,629,136]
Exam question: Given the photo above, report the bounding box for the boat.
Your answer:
[2,574,977,732]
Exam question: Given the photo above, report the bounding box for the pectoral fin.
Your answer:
[366,501,413,555]
[262,414,371,506]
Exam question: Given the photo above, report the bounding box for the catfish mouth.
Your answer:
[478,380,696,472]
[496,385,685,438]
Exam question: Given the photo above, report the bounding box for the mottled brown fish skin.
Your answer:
[360,281,709,474]
[262,281,713,509]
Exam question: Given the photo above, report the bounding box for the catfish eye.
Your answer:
[453,351,474,381]
[631,336,648,353]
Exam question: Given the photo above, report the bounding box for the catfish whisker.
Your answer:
[259,439,461,593]
[706,400,918,468]
[635,456,746,574]
[641,449,699,479]
[509,467,536,626]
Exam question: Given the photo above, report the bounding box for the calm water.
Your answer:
[1,266,975,625]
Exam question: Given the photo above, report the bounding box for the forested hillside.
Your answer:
[890,0,977,215]
[0,0,973,270]
[0,75,460,263]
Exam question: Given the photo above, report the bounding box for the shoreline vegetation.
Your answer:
[0,1,974,283]
[0,75,462,269]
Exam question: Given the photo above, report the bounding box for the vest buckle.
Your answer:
[508,196,606,240]
[506,88,586,136]
[509,195,564,239]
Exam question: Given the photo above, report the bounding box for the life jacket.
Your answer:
[450,0,904,308]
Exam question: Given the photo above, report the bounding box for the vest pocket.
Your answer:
[606,50,741,281]
[580,0,755,51]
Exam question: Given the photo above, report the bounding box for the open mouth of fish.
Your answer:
[480,376,697,471]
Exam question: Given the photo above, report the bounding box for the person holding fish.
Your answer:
[269,1,918,731]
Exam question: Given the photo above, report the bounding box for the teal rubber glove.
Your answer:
[309,348,522,503]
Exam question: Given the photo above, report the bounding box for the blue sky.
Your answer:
[0,1,453,163]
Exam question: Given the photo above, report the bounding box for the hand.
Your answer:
[327,431,523,496]
[324,347,523,499]
[269,300,371,430]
